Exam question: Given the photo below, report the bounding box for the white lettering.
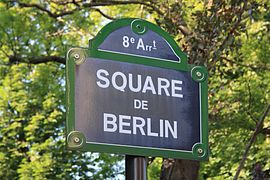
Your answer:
[96,69,184,99]
[141,100,148,110]
[160,119,164,137]
[133,116,146,135]
[134,99,148,110]
[96,69,110,88]
[119,115,131,134]
[165,120,177,139]
[171,80,183,98]
[136,38,145,50]
[129,74,141,92]
[123,36,129,47]
[103,113,178,139]
[147,118,158,137]
[158,78,170,96]
[112,72,127,92]
[103,113,117,132]
[142,76,156,94]
[134,99,141,109]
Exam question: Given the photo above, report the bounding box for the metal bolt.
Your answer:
[197,148,203,154]
[196,71,202,77]
[74,53,80,59]
[74,137,80,143]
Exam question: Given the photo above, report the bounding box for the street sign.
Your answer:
[66,18,208,160]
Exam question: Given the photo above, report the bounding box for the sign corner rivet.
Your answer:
[74,137,80,143]
[74,53,80,59]
[197,148,203,154]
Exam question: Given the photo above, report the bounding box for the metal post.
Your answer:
[125,155,147,180]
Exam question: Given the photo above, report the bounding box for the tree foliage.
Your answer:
[0,0,269,179]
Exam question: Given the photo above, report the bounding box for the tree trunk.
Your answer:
[160,159,200,180]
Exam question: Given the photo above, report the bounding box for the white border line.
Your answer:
[200,83,202,143]
[164,39,182,63]
[86,141,192,153]
[98,48,181,63]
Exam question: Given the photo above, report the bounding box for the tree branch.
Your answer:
[246,82,257,123]
[233,104,270,180]
[83,1,164,16]
[12,0,163,19]
[221,56,270,71]
[8,55,65,65]
[260,127,270,135]
[14,1,59,18]
[91,8,116,20]
[210,0,248,69]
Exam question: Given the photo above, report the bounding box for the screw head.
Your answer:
[74,53,80,59]
[74,137,80,143]
[196,71,202,77]
[197,148,203,154]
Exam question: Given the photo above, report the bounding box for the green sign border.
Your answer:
[66,18,208,161]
